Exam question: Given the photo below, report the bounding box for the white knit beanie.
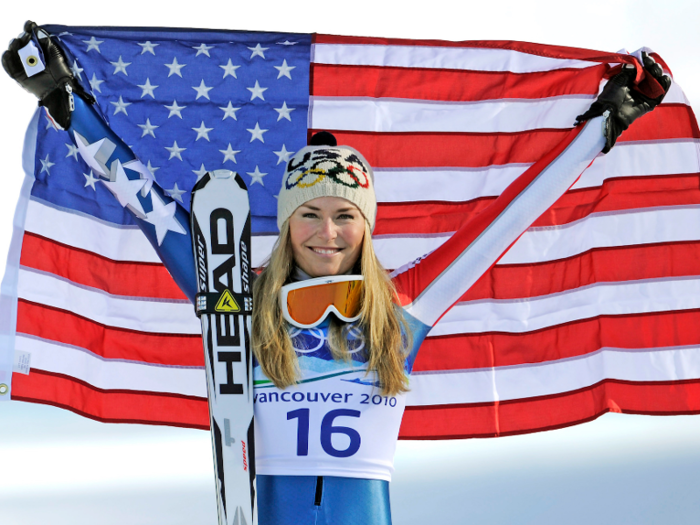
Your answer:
[277,132,376,231]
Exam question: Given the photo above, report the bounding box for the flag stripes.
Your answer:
[8,28,700,438]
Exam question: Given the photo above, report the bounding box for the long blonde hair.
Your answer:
[252,221,410,396]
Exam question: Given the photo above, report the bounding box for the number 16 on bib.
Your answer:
[191,170,255,525]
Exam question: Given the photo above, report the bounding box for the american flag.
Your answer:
[4,26,700,438]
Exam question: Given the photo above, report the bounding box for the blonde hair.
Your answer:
[252,221,410,396]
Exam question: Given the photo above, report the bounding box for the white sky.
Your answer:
[1,1,700,523]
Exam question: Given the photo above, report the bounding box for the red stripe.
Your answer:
[20,233,187,300]
[414,308,700,372]
[392,126,583,305]
[316,129,572,169]
[375,173,700,234]
[313,34,639,66]
[465,241,700,301]
[16,299,204,367]
[311,63,605,101]
[399,378,700,439]
[11,368,210,430]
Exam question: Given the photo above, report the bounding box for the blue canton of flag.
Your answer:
[35,26,311,235]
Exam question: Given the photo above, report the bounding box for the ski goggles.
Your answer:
[280,275,364,328]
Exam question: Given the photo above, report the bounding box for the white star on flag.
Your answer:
[164,57,186,77]
[138,119,159,138]
[89,73,104,93]
[193,164,209,181]
[165,100,186,119]
[220,59,241,79]
[137,78,159,98]
[144,191,187,245]
[165,141,186,161]
[192,121,213,141]
[83,170,99,190]
[102,160,147,217]
[220,144,240,163]
[273,144,294,164]
[193,43,214,57]
[39,154,55,175]
[274,101,295,121]
[247,122,268,143]
[110,96,132,116]
[247,166,267,186]
[71,60,84,81]
[248,43,269,59]
[274,59,295,79]
[146,160,160,177]
[65,143,80,161]
[193,80,213,100]
[110,56,131,75]
[138,41,159,55]
[219,102,240,121]
[83,36,103,53]
[247,80,267,101]
[165,183,186,203]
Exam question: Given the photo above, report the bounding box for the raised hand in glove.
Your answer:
[575,52,672,153]
[2,21,94,129]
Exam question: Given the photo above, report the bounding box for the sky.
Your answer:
[1,1,700,523]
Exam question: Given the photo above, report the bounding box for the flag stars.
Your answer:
[220,144,240,164]
[274,59,295,80]
[193,43,214,57]
[193,80,213,100]
[137,78,159,98]
[277,40,298,46]
[65,143,80,161]
[165,100,186,119]
[83,36,104,53]
[165,57,186,77]
[110,56,131,75]
[273,144,293,164]
[248,43,269,59]
[193,164,208,181]
[39,154,55,175]
[138,41,159,55]
[247,166,267,186]
[146,160,160,177]
[165,141,186,161]
[83,170,99,190]
[165,182,186,203]
[192,121,213,141]
[138,118,159,138]
[71,60,84,81]
[219,102,240,121]
[247,80,267,101]
[220,59,241,79]
[247,122,268,143]
[89,73,104,93]
[110,96,132,116]
[274,101,295,121]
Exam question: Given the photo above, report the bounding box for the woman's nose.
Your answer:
[317,218,337,240]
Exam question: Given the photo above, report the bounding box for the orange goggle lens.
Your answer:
[285,279,363,327]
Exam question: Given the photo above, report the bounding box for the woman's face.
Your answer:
[288,196,365,277]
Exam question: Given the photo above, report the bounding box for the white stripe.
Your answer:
[312,43,597,73]
[375,165,531,203]
[375,140,700,204]
[17,268,201,335]
[309,96,592,133]
[573,139,700,189]
[407,345,700,406]
[406,119,606,325]
[502,204,700,264]
[16,334,207,397]
[24,199,161,263]
[430,276,700,336]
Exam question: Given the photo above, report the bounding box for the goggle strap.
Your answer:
[195,290,253,317]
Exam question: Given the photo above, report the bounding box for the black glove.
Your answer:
[575,52,672,153]
[2,21,94,129]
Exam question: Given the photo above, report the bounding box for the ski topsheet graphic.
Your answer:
[191,170,255,525]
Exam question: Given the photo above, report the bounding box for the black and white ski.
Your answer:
[191,169,255,525]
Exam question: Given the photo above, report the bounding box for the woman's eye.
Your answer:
[302,212,318,219]
[338,213,355,220]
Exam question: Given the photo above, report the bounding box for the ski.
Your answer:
[190,169,255,525]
